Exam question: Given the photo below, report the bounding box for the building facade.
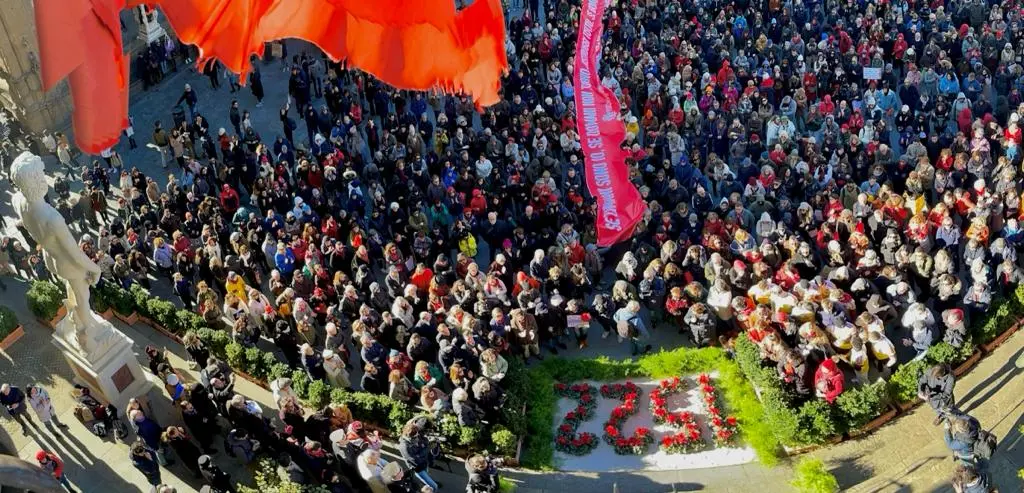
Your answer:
[0,0,73,137]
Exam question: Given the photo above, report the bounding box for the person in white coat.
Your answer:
[26,385,68,431]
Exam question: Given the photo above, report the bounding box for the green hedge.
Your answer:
[0,306,19,339]
[26,280,64,320]
[519,346,777,469]
[95,282,135,315]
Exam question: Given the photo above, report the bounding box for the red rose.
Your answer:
[661,436,674,447]
[726,416,738,426]
[615,438,627,447]
[560,424,572,432]
[605,425,618,436]
[712,417,723,427]
[698,374,710,385]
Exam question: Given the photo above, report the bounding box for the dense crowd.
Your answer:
[3,0,1023,491]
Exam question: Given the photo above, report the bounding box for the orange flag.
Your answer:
[36,0,507,154]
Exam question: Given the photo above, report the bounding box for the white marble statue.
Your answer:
[10,152,115,361]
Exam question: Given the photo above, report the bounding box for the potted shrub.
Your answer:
[26,280,65,328]
[91,286,113,320]
[790,458,840,493]
[838,382,896,437]
[145,299,180,339]
[887,359,927,411]
[0,306,24,350]
[97,282,137,322]
[491,426,519,458]
[130,284,152,320]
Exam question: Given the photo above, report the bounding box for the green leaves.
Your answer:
[791,458,840,493]
[26,280,63,320]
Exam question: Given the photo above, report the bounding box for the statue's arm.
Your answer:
[49,216,101,278]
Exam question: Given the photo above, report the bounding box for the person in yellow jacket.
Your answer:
[225,271,249,303]
[458,230,477,258]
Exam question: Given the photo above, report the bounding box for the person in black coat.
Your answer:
[919,364,956,425]
[180,399,219,453]
[163,426,204,478]
[360,363,386,394]
[198,455,236,492]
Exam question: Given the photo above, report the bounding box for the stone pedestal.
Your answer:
[52,322,151,411]
[136,6,167,44]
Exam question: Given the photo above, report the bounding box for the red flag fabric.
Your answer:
[574,0,646,247]
[35,0,507,154]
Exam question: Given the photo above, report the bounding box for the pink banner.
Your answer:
[574,0,646,247]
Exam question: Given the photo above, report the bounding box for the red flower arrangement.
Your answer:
[650,377,707,454]
[554,383,599,455]
[697,374,739,446]
[600,382,653,454]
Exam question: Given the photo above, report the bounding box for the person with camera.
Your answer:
[398,419,441,492]
[381,462,433,493]
[466,454,500,493]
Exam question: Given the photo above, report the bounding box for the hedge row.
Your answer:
[92,282,521,457]
[518,346,778,469]
[734,284,1024,448]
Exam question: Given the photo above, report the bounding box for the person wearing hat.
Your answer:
[323,349,351,389]
[36,449,72,491]
[198,454,234,492]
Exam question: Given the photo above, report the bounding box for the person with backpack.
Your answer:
[943,412,998,475]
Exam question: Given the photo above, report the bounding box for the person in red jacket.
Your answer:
[36,450,72,490]
[219,183,240,215]
[814,356,845,404]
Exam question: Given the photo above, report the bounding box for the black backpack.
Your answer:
[974,429,997,460]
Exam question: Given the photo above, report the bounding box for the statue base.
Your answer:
[51,322,151,411]
[138,22,167,45]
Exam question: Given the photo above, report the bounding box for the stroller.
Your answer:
[71,384,129,441]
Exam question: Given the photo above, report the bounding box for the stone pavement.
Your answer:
[811,331,1024,493]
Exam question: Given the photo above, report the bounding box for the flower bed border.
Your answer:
[0,325,25,351]
[519,347,775,469]
[40,305,66,329]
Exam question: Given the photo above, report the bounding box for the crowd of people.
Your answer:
[3,0,1023,490]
